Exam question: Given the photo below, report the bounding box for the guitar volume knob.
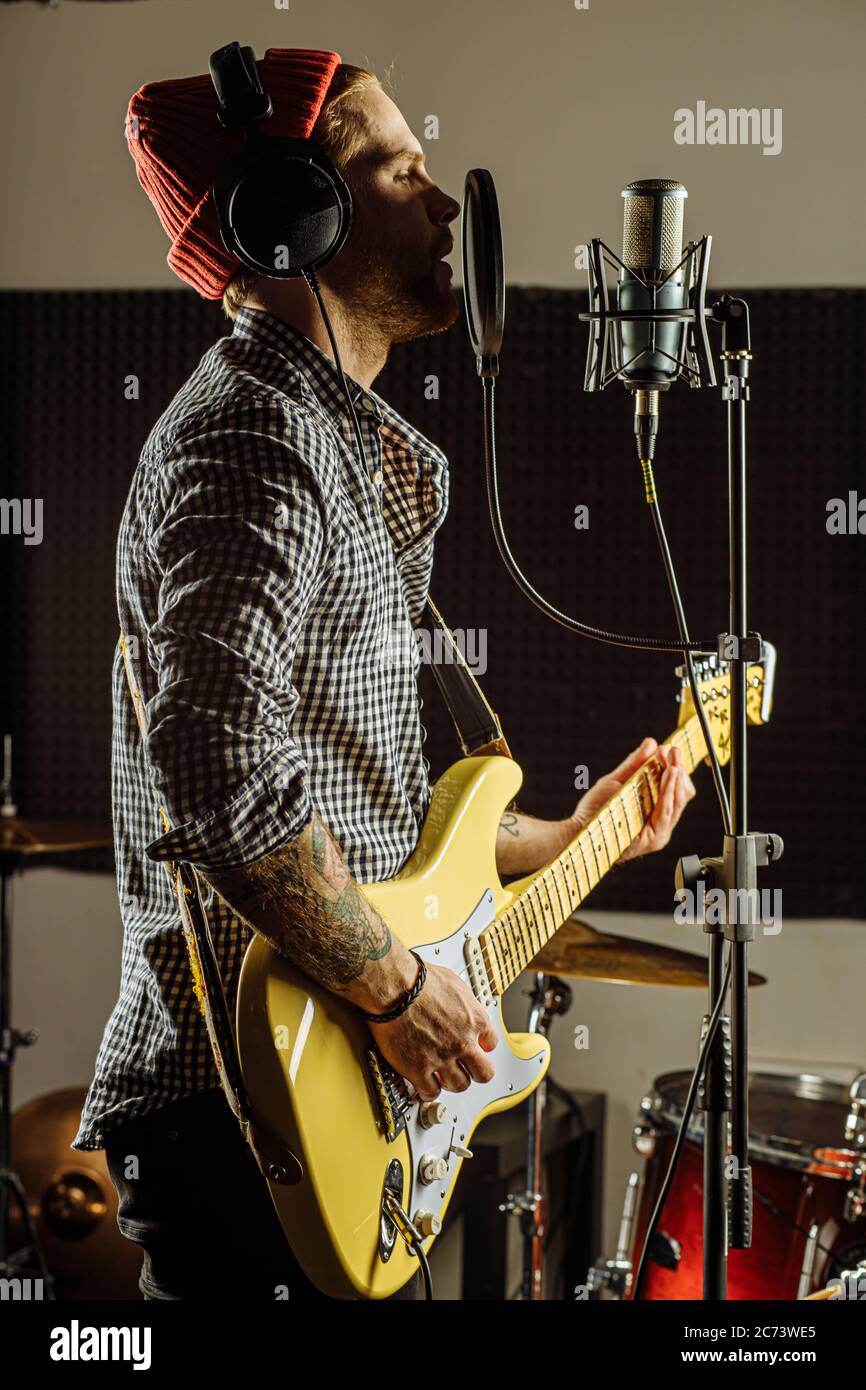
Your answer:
[419,1153,448,1184]
[420,1100,449,1128]
[413,1210,442,1238]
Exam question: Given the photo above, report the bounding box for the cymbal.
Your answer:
[0,816,112,857]
[527,916,767,989]
[9,1087,142,1300]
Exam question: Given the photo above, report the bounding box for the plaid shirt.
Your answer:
[73,307,449,1150]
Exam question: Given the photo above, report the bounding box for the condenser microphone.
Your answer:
[618,180,689,462]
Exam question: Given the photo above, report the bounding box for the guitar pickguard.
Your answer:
[367,889,548,1238]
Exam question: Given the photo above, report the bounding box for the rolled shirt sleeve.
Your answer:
[140,395,341,871]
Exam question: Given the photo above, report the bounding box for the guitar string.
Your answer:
[481,725,705,983]
[440,718,711,993]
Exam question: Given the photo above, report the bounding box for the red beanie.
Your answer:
[126,47,342,299]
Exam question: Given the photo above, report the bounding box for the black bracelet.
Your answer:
[361,950,427,1024]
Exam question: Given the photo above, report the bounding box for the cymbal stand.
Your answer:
[499,973,572,1300]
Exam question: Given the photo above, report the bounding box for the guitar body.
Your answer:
[236,755,550,1299]
[235,649,776,1298]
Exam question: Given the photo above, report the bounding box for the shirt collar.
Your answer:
[230,305,383,425]
[228,305,449,555]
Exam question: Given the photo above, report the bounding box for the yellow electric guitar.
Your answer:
[235,647,776,1298]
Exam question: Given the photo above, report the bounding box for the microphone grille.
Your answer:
[622,179,687,276]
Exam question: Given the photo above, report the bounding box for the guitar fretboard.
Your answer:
[480,716,704,994]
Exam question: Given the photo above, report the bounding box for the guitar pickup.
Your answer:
[366,1047,413,1143]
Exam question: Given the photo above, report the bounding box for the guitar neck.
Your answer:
[480,714,705,994]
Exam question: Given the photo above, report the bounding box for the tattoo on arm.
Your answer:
[200,812,393,993]
[498,812,520,839]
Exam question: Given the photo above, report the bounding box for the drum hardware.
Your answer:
[796,1223,821,1299]
[510,916,768,1301]
[587,1171,641,1300]
[0,735,113,1295]
[845,1073,866,1146]
[649,1229,682,1271]
[1,736,17,819]
[498,972,572,1301]
[843,1161,866,1224]
[630,1069,866,1300]
[832,1258,866,1299]
[633,1117,661,1157]
[841,1074,866,1223]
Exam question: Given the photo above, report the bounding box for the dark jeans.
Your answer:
[104,1088,419,1301]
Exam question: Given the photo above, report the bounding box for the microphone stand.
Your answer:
[680,294,783,1298]
[461,169,784,1300]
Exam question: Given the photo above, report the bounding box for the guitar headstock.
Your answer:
[675,642,776,766]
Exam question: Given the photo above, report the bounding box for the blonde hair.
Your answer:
[222,61,392,320]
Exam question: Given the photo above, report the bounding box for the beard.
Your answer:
[323,208,459,349]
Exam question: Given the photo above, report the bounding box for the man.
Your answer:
[73,47,695,1301]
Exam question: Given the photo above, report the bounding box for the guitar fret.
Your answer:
[504,916,528,975]
[684,722,697,769]
[532,880,554,939]
[607,803,625,855]
[518,896,542,958]
[586,825,606,878]
[561,850,581,906]
[486,925,508,989]
[495,717,712,994]
[511,903,533,970]
[576,835,598,890]
[542,872,561,928]
[548,864,568,921]
[567,845,590,898]
[621,788,641,841]
[596,817,614,867]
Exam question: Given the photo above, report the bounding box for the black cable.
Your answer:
[415,1240,434,1301]
[644,488,731,833]
[632,948,732,1301]
[304,268,372,477]
[482,376,719,654]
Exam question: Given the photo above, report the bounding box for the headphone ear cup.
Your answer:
[214,142,352,278]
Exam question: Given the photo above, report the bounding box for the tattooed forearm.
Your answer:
[199,811,402,1001]
[495,806,583,877]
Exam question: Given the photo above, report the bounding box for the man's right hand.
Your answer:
[200,810,498,1099]
[367,962,499,1100]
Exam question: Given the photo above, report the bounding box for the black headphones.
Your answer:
[208,42,352,280]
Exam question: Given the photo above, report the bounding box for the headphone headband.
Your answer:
[209,43,273,130]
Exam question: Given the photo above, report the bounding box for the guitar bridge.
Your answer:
[366,1047,413,1142]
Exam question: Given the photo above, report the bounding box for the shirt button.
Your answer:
[372,469,383,487]
[360,394,376,412]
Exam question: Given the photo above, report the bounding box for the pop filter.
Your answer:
[461,168,505,377]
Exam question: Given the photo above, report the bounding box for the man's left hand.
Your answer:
[568,737,696,862]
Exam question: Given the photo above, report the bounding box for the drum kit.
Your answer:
[508,912,866,1303]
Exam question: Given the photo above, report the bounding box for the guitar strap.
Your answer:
[118,595,510,1179]
[420,595,512,759]
[120,634,302,1184]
